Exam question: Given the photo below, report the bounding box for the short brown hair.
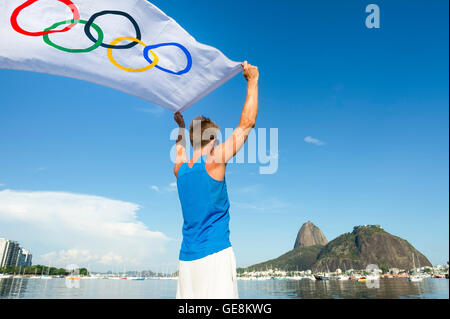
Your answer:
[189,116,220,149]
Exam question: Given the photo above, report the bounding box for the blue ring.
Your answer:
[143,43,192,75]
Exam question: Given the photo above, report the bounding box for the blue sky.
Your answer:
[0,0,448,271]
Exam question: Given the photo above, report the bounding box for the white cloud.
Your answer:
[0,184,5,187]
[99,252,125,265]
[304,136,326,146]
[41,249,98,265]
[167,182,177,192]
[0,190,171,271]
[41,250,127,266]
[150,183,177,193]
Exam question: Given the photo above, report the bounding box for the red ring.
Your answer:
[11,0,80,37]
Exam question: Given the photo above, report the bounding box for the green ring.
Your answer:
[43,19,104,53]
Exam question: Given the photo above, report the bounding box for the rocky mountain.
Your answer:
[242,221,326,272]
[244,223,432,272]
[294,221,328,248]
[313,225,432,272]
[243,245,323,272]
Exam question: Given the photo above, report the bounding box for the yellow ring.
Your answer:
[107,37,159,73]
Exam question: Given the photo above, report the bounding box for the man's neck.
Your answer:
[192,147,210,161]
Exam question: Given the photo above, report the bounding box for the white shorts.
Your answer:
[176,246,239,299]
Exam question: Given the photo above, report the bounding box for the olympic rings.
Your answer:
[107,37,159,73]
[11,0,80,37]
[10,2,193,75]
[43,20,104,53]
[143,43,193,75]
[84,11,141,50]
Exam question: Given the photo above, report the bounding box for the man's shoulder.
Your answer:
[205,154,226,167]
[174,161,187,178]
[205,155,226,180]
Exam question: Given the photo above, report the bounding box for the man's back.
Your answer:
[177,155,231,261]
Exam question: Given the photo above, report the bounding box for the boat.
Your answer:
[337,275,349,280]
[40,262,52,279]
[409,253,423,282]
[409,274,423,282]
[339,262,349,281]
[357,277,367,282]
[290,275,307,280]
[315,262,331,280]
[120,265,128,279]
[130,271,145,280]
[67,275,80,281]
[314,275,329,281]
[409,275,423,282]
[356,274,366,282]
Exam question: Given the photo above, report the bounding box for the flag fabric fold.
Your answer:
[0,0,242,111]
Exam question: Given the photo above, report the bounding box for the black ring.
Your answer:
[84,10,141,49]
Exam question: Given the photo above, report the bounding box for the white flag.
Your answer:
[0,0,242,111]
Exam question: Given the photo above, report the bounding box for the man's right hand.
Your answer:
[242,61,259,83]
[174,111,185,128]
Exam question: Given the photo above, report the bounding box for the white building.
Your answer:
[0,238,32,268]
[0,238,9,267]
[18,248,32,267]
[0,239,20,267]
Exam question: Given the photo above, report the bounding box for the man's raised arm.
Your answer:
[214,61,259,163]
[174,111,187,177]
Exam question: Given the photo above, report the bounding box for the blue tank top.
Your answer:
[176,155,232,261]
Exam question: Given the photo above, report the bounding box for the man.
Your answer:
[173,61,259,299]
